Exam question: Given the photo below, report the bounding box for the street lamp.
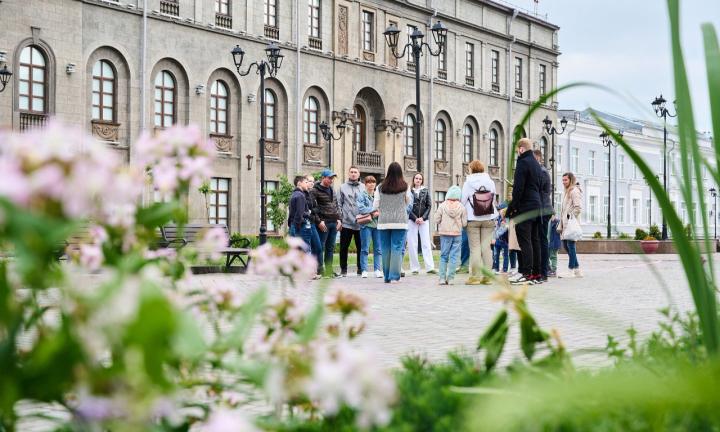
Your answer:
[231,42,283,246]
[383,20,447,173]
[542,115,568,208]
[710,187,717,240]
[0,65,12,93]
[651,94,677,241]
[319,109,354,168]
[600,129,623,239]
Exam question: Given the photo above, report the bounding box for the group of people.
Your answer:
[287,136,584,285]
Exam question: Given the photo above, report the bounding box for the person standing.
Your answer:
[534,149,553,283]
[310,169,342,277]
[548,215,561,277]
[337,166,363,277]
[357,175,382,278]
[373,162,411,284]
[457,229,470,274]
[558,172,584,278]
[461,160,498,285]
[288,175,323,278]
[506,138,543,285]
[492,209,510,274]
[407,173,436,275]
[434,185,467,285]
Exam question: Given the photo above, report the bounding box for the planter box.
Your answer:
[559,239,717,254]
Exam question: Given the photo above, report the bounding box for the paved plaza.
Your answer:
[190,253,705,369]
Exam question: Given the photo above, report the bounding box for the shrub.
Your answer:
[643,235,658,241]
[617,232,632,239]
[648,224,662,240]
[592,231,603,239]
[634,228,648,240]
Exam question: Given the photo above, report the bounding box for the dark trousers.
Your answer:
[339,228,362,274]
[539,215,551,277]
[318,221,338,275]
[515,217,541,276]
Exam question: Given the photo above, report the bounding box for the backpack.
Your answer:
[470,186,494,217]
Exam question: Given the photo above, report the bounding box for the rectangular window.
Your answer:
[264,180,278,231]
[264,0,277,27]
[514,57,523,91]
[589,196,598,223]
[465,42,474,78]
[557,145,563,172]
[645,199,651,225]
[632,198,640,224]
[619,154,625,178]
[491,50,500,88]
[618,197,625,224]
[571,147,579,173]
[362,11,374,52]
[215,0,229,15]
[209,178,231,229]
[438,42,447,74]
[539,64,547,96]
[603,196,609,223]
[555,192,562,216]
[589,150,596,176]
[406,25,417,66]
[308,0,320,38]
[434,191,446,230]
[604,151,610,177]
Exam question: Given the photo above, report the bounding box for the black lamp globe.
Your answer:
[383,23,401,50]
[431,20,448,46]
[231,45,245,69]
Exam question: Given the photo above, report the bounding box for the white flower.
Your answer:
[199,409,259,432]
[79,243,103,271]
[196,227,228,261]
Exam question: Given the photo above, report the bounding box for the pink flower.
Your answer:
[79,243,103,271]
[199,409,259,432]
[0,159,30,205]
[196,227,228,261]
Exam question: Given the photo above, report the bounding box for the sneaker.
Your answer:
[446,279,454,285]
[465,276,484,285]
[439,278,446,285]
[574,268,584,278]
[375,270,383,278]
[557,271,575,278]
[426,269,437,275]
[400,271,406,278]
[480,276,493,285]
[311,274,322,280]
[411,270,419,275]
[509,274,531,285]
[361,271,368,278]
[548,271,557,278]
[334,272,345,278]
[508,268,518,276]
[456,266,469,274]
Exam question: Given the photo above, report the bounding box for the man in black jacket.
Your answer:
[288,176,322,277]
[506,138,543,284]
[534,149,553,281]
[309,169,342,277]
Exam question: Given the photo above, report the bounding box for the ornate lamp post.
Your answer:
[651,94,676,241]
[319,109,354,169]
[711,187,718,240]
[0,65,12,93]
[600,129,623,239]
[231,42,284,245]
[383,21,447,173]
[542,115,568,209]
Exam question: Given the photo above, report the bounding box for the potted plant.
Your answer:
[640,235,660,254]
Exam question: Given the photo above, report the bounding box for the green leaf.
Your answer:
[222,288,267,350]
[172,311,207,360]
[135,201,183,229]
[520,313,549,361]
[478,310,509,370]
[297,286,326,344]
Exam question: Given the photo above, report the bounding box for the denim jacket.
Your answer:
[357,189,377,229]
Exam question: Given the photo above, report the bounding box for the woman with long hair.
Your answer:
[558,172,583,278]
[407,172,436,274]
[373,162,411,283]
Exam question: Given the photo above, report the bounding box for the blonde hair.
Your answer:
[517,137,533,150]
[563,172,577,190]
[468,160,485,173]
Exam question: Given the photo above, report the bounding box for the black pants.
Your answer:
[515,217,541,276]
[339,228,362,274]
[539,215,551,276]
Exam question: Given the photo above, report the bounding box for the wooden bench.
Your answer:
[161,223,251,270]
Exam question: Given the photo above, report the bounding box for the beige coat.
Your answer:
[434,200,467,236]
[559,186,583,234]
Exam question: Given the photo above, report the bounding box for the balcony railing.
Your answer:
[20,112,48,131]
[491,83,500,93]
[465,77,474,87]
[437,69,447,80]
[309,36,322,50]
[352,150,384,172]
[407,61,416,72]
[215,13,232,29]
[264,25,279,40]
[515,89,523,98]
[160,0,179,16]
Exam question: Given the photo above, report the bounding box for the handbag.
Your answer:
[356,213,373,225]
[561,214,583,241]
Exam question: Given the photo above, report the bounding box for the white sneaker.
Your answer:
[574,268,584,278]
[558,271,575,278]
[361,271,368,278]
[375,270,383,278]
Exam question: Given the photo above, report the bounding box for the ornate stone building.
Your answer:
[0,0,560,234]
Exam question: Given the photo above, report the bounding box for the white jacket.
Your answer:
[461,172,498,222]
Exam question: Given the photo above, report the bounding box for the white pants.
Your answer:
[407,220,435,271]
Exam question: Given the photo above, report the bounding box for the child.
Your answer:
[433,185,467,285]
[492,210,510,274]
[548,215,561,277]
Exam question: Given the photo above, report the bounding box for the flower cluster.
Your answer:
[136,125,215,196]
[0,122,143,225]
[249,237,318,283]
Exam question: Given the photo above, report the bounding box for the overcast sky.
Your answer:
[509,0,718,132]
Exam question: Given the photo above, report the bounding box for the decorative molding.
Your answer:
[362,51,375,62]
[462,162,470,175]
[489,165,500,178]
[434,159,449,175]
[31,27,41,44]
[264,139,281,159]
[404,156,418,173]
[303,144,323,164]
[375,118,402,133]
[338,6,348,56]
[210,133,233,153]
[91,121,119,142]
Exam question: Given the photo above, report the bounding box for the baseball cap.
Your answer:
[320,168,337,178]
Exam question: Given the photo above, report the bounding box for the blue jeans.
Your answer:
[563,240,579,269]
[460,228,470,268]
[289,223,323,272]
[509,250,518,269]
[360,226,381,272]
[493,241,509,272]
[318,221,338,275]
[439,235,462,281]
[379,229,405,282]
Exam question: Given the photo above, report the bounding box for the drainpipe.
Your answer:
[140,0,147,134]
[427,5,437,211]
[295,0,301,174]
[504,8,519,199]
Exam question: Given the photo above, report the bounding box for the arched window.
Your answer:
[92,60,115,122]
[303,96,319,145]
[154,70,176,128]
[435,119,446,160]
[210,80,229,135]
[353,105,366,151]
[463,124,473,163]
[404,113,415,156]
[265,89,276,140]
[19,46,47,113]
[489,128,499,166]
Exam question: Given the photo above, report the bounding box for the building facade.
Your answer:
[0,0,560,234]
[550,109,716,238]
